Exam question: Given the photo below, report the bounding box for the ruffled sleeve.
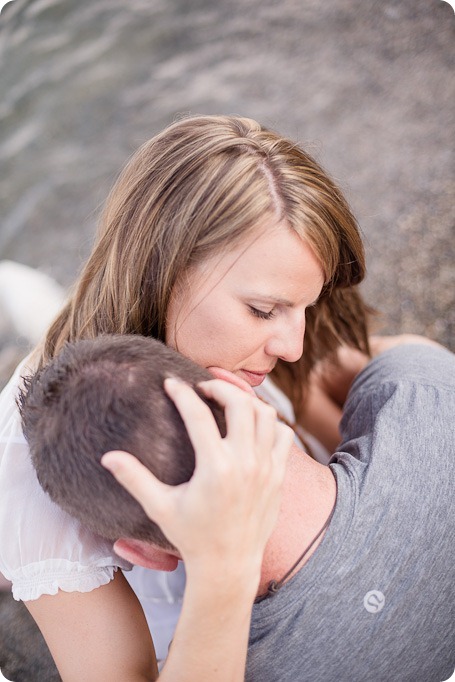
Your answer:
[0,358,131,602]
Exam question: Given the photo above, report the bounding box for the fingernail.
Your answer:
[164,377,185,391]
[101,453,119,473]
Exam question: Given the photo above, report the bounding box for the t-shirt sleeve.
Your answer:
[338,343,455,461]
[0,360,131,602]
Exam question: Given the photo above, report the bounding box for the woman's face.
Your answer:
[166,218,325,388]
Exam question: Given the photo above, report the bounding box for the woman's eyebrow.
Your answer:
[245,293,294,306]
[245,293,320,307]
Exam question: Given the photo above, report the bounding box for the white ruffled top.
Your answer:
[0,356,132,602]
[0,356,328,662]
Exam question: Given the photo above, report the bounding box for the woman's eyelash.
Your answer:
[248,306,276,320]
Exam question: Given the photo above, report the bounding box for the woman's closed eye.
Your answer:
[248,305,276,320]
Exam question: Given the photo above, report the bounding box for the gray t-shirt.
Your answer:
[247,344,455,682]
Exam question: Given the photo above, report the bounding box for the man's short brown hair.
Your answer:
[19,335,225,550]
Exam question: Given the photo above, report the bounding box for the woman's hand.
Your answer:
[101,378,293,682]
[102,377,293,586]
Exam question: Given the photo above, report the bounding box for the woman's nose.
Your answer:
[265,318,305,363]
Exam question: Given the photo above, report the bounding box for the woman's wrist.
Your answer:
[159,562,257,681]
[184,558,261,604]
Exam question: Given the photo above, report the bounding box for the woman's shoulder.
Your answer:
[0,353,131,602]
[0,353,35,449]
[0,429,131,600]
[0,350,38,413]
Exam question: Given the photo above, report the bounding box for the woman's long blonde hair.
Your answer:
[42,114,369,414]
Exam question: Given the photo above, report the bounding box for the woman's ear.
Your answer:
[114,538,179,571]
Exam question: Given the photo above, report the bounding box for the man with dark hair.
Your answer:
[19,334,226,552]
[19,334,455,682]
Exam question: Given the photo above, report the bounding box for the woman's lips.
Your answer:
[237,369,268,387]
[206,366,272,389]
[206,367,256,395]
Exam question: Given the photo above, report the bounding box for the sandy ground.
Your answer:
[0,0,453,679]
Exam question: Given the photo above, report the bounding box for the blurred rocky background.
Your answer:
[0,0,453,679]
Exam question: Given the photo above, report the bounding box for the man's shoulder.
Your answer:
[339,343,454,449]
[349,343,454,400]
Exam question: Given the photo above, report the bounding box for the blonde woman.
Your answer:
[0,115,370,679]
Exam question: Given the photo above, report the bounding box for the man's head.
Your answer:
[19,334,226,563]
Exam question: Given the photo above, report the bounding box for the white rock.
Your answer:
[0,260,66,345]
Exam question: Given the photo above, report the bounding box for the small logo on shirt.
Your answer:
[363,590,385,613]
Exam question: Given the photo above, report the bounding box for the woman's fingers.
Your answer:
[101,450,171,522]
[168,377,258,457]
[99,381,294,569]
[201,377,292,461]
[164,378,226,463]
[198,379,265,451]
